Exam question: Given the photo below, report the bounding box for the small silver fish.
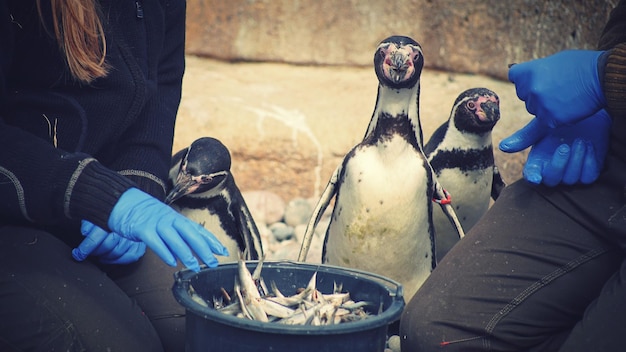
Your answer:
[237,259,268,322]
[207,259,373,326]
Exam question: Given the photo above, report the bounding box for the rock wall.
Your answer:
[185,0,615,80]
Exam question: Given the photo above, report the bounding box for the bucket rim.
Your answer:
[172,260,405,335]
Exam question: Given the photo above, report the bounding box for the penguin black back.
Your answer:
[167,137,263,261]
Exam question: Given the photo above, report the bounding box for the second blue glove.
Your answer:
[72,220,146,265]
[500,110,611,186]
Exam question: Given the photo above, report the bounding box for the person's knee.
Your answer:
[151,315,186,352]
[399,295,445,351]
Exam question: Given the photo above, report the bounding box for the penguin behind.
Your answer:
[424,87,505,260]
[298,35,463,302]
[166,137,263,263]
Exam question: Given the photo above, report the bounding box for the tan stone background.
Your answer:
[174,1,616,201]
[185,0,614,80]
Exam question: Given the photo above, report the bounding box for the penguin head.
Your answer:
[452,88,500,135]
[165,137,232,204]
[374,35,424,89]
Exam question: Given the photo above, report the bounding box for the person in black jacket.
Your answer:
[400,1,626,351]
[0,1,228,351]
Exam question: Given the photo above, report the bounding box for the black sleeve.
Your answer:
[105,0,186,201]
[598,0,626,160]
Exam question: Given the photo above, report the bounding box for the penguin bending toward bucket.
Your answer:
[297,36,464,302]
[166,137,264,262]
[424,88,505,261]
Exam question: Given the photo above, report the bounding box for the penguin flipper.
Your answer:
[491,166,506,200]
[433,179,465,239]
[297,164,341,262]
[232,189,264,261]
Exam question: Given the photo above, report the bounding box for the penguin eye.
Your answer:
[467,101,476,110]
[412,53,420,62]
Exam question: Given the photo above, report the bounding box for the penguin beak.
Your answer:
[165,172,199,204]
[477,101,500,123]
[472,95,500,124]
[164,170,230,205]
[381,47,417,84]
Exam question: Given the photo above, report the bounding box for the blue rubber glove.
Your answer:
[108,187,229,271]
[509,50,606,128]
[72,220,146,264]
[500,109,611,186]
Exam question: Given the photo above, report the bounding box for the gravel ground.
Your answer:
[242,190,328,263]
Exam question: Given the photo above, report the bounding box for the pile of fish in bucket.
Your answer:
[188,259,379,325]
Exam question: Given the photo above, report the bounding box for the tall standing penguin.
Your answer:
[166,137,264,263]
[424,88,505,261]
[298,36,463,302]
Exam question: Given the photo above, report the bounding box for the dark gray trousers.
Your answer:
[0,226,186,352]
[401,154,626,351]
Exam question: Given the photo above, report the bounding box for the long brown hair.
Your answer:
[37,0,109,83]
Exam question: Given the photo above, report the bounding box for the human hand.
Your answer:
[108,187,229,271]
[499,109,611,186]
[72,220,146,265]
[509,50,606,128]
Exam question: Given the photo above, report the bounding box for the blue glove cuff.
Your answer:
[590,50,608,108]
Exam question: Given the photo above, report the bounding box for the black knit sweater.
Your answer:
[0,0,185,243]
[599,0,626,162]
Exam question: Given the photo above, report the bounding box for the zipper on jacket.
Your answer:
[135,1,144,19]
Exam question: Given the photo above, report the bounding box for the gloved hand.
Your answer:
[509,50,607,128]
[72,220,146,265]
[500,109,611,186]
[108,187,229,271]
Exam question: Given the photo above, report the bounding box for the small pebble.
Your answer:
[283,197,313,226]
[244,192,333,263]
[387,335,401,352]
[243,190,286,224]
[268,240,300,261]
[269,222,294,242]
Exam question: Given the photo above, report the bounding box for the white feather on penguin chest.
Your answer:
[325,134,433,282]
[430,128,494,228]
[436,166,492,224]
[171,198,242,263]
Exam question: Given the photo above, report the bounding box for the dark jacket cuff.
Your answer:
[603,43,626,118]
[68,159,135,231]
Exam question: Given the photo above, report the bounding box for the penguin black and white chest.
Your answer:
[298,35,461,302]
[165,137,263,262]
[424,87,505,260]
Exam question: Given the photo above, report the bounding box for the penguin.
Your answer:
[165,137,264,263]
[424,87,505,261]
[297,36,464,302]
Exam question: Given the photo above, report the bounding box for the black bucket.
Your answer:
[172,260,404,352]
